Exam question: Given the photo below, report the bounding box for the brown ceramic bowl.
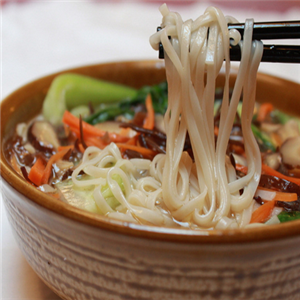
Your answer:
[2,60,300,300]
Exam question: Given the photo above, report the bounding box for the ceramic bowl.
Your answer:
[2,60,300,300]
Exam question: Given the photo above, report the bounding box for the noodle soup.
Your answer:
[4,5,300,230]
[4,76,300,229]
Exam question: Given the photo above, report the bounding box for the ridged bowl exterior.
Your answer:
[3,179,300,300]
[2,61,300,300]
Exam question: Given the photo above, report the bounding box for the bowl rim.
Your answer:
[2,59,300,244]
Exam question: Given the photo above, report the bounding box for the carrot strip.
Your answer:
[79,115,88,149]
[126,135,139,145]
[250,200,275,223]
[78,143,86,153]
[143,94,155,130]
[235,163,248,174]
[119,127,131,137]
[68,126,109,148]
[116,143,156,157]
[257,187,298,202]
[85,136,106,149]
[214,126,219,136]
[62,111,129,143]
[237,163,300,186]
[231,144,245,155]
[58,145,74,152]
[257,103,274,122]
[41,147,71,184]
[67,126,85,139]
[28,157,46,186]
[274,191,298,202]
[262,163,300,186]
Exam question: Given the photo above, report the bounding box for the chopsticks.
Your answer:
[230,44,300,63]
[157,20,300,63]
[228,21,300,40]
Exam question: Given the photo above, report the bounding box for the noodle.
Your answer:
[149,4,263,228]
[67,4,264,229]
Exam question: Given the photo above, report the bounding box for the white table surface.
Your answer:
[1,1,300,299]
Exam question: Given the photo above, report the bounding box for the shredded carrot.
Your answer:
[77,143,86,153]
[237,163,300,187]
[143,94,155,130]
[262,163,300,186]
[214,126,219,136]
[62,111,129,143]
[231,144,245,155]
[257,103,274,122]
[237,163,300,186]
[41,147,72,185]
[84,136,107,149]
[63,123,70,137]
[68,126,109,148]
[250,200,275,223]
[119,127,131,137]
[257,187,298,202]
[57,145,74,152]
[235,163,248,174]
[126,135,139,145]
[28,157,46,186]
[273,191,298,202]
[116,143,156,157]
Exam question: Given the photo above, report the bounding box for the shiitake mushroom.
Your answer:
[28,121,60,154]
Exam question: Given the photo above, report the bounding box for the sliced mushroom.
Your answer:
[260,122,282,133]
[16,122,29,143]
[94,121,137,138]
[28,121,60,154]
[280,136,300,167]
[263,152,281,170]
[276,120,300,145]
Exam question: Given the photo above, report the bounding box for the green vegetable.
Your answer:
[55,174,125,213]
[147,81,168,115]
[42,73,137,126]
[85,102,131,125]
[214,100,221,115]
[277,211,300,223]
[70,105,90,119]
[271,109,300,130]
[85,81,168,125]
[100,174,125,210]
[251,124,276,152]
[55,179,101,214]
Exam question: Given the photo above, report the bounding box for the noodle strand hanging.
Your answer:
[150,4,263,229]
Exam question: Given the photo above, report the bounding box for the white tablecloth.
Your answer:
[2,1,300,299]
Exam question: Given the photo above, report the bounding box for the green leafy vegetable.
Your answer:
[42,73,137,126]
[251,124,276,152]
[55,179,101,213]
[100,174,124,210]
[85,81,168,125]
[277,211,300,223]
[70,105,90,119]
[55,174,125,213]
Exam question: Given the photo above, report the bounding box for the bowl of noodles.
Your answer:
[2,5,300,300]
